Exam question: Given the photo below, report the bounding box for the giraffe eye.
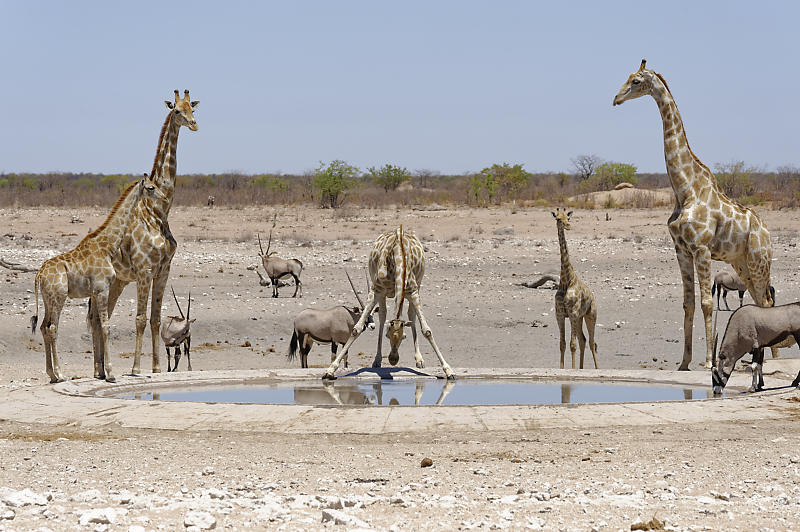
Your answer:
[632,79,641,85]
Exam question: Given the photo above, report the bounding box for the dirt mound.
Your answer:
[571,186,672,208]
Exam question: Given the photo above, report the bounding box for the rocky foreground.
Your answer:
[1,415,799,531]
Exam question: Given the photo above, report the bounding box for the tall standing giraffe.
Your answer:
[89,90,198,375]
[613,60,774,370]
[31,177,165,383]
[553,208,598,370]
[322,226,455,380]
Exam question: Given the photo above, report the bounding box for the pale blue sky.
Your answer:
[1,1,797,175]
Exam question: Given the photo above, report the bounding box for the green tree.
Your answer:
[714,161,756,199]
[313,160,359,208]
[250,174,289,192]
[580,162,637,192]
[471,163,531,205]
[368,164,411,192]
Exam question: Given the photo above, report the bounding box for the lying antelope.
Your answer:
[712,302,800,395]
[257,216,303,297]
[161,287,195,372]
[712,270,775,311]
[288,271,374,368]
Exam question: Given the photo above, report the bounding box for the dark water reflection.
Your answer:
[117,378,719,406]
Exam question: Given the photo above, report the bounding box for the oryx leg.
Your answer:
[292,274,301,298]
[371,296,388,368]
[749,347,765,393]
[331,342,347,369]
[407,303,425,369]
[165,347,172,372]
[323,291,378,379]
[172,345,182,371]
[737,290,745,309]
[185,337,192,371]
[406,292,454,380]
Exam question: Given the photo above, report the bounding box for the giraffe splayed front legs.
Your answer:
[322,227,455,380]
[613,60,774,370]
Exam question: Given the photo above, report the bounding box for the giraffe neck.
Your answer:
[150,112,181,213]
[84,182,143,252]
[395,228,407,319]
[557,223,575,287]
[649,75,712,204]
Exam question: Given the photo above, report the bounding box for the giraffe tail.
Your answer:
[30,271,40,333]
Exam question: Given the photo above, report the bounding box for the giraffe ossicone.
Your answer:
[89,90,199,376]
[31,176,166,383]
[552,208,599,370]
[613,60,774,370]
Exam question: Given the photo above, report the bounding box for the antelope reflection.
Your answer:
[293,379,456,406]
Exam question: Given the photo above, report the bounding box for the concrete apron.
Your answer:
[0,367,798,435]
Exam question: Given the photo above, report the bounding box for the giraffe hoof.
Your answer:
[105,376,116,383]
[50,377,65,384]
[322,372,336,381]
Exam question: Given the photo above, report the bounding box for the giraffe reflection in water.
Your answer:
[294,379,456,406]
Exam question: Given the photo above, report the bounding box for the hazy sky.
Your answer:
[1,1,798,175]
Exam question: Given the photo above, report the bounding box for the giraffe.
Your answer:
[88,90,198,375]
[30,176,165,383]
[613,60,774,370]
[552,208,599,370]
[322,226,455,380]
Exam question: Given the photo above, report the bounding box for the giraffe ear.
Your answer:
[403,321,413,328]
[165,101,175,110]
[567,211,573,217]
[190,100,200,109]
[551,211,557,218]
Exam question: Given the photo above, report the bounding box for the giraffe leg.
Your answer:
[675,248,696,371]
[149,269,170,374]
[88,300,103,379]
[93,293,115,383]
[407,293,454,380]
[585,302,599,369]
[407,304,425,369]
[371,296,387,369]
[693,249,715,369]
[42,294,66,384]
[568,317,579,370]
[131,278,151,375]
[323,292,378,379]
[93,278,125,376]
[556,302,567,369]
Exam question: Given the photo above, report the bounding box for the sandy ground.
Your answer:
[1,205,800,530]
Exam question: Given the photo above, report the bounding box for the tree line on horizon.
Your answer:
[1,156,798,209]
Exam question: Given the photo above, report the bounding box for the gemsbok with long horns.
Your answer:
[161,287,195,372]
[288,271,375,368]
[257,215,303,298]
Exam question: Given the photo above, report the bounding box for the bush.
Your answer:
[368,164,411,192]
[313,160,359,208]
[579,162,637,192]
[714,161,755,199]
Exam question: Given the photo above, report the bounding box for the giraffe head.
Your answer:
[137,173,167,202]
[612,59,657,106]
[386,318,412,366]
[165,89,200,131]
[551,207,573,230]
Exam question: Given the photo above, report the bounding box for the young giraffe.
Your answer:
[30,177,165,383]
[88,90,198,375]
[553,208,598,369]
[613,60,774,370]
[322,226,455,380]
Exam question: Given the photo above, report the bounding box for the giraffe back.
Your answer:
[369,228,425,297]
